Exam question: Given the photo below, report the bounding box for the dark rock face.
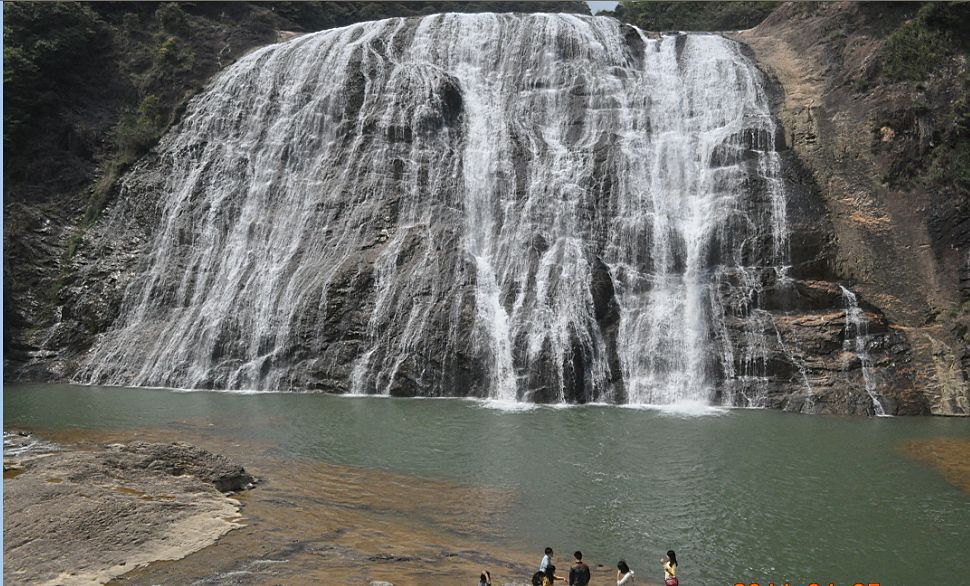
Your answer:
[114,441,256,492]
[729,290,921,415]
[709,266,922,415]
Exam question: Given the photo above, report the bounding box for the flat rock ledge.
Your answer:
[3,436,255,585]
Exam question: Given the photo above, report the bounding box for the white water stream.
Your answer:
[840,286,889,416]
[79,14,789,405]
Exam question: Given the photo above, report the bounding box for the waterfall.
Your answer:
[77,14,790,405]
[840,286,888,416]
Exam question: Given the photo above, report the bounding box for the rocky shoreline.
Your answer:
[3,432,255,585]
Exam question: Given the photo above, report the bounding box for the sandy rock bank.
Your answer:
[4,435,255,585]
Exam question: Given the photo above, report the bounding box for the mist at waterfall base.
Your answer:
[6,384,970,584]
[78,14,794,408]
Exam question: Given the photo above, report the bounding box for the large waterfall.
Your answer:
[78,13,789,405]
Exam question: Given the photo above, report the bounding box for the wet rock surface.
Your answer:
[3,435,253,585]
[712,277,924,415]
[733,3,970,415]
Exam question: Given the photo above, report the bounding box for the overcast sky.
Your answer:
[587,1,619,14]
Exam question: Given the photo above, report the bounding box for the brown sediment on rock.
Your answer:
[3,466,26,480]
[110,445,535,585]
[902,437,970,494]
[114,451,651,586]
[19,427,659,586]
[3,433,254,585]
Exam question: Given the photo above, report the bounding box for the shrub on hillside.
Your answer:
[881,2,970,82]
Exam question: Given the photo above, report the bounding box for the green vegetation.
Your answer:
[873,3,970,193]
[114,95,163,165]
[3,1,587,210]
[929,71,970,191]
[266,1,588,30]
[3,2,108,150]
[611,1,778,31]
[3,2,205,218]
[930,138,970,192]
[879,3,968,82]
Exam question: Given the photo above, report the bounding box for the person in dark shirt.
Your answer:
[569,551,591,586]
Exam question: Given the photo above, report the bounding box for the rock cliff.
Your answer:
[5,3,969,416]
[732,1,970,414]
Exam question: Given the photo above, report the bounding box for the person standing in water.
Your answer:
[616,560,635,584]
[569,551,591,586]
[661,550,678,586]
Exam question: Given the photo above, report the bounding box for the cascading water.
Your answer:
[840,286,889,416]
[77,13,790,405]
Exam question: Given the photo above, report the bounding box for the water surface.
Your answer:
[5,383,969,585]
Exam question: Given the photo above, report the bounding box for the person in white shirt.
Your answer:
[616,559,635,584]
[539,547,554,573]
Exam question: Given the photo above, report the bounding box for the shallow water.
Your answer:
[5,383,970,584]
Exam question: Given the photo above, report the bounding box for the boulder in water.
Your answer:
[111,440,256,492]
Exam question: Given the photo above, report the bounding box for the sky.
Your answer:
[587,1,620,14]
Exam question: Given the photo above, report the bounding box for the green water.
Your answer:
[5,383,970,585]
